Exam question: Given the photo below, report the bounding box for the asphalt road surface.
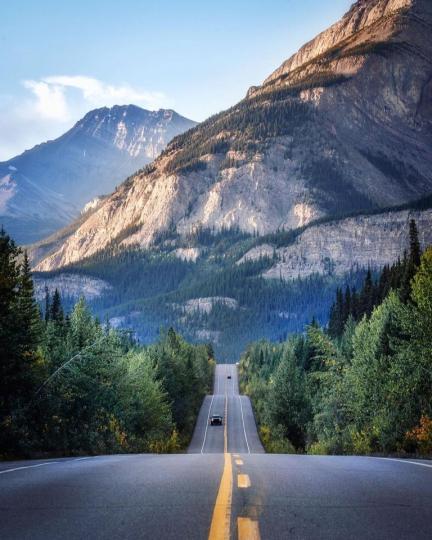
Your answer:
[188,363,264,454]
[1,364,431,540]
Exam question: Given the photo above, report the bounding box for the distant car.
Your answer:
[227,375,232,379]
[210,415,223,426]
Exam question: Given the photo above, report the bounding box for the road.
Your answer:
[188,363,264,454]
[0,364,431,539]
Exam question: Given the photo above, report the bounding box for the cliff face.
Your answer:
[238,208,432,280]
[34,0,432,271]
[0,105,196,244]
[259,0,416,89]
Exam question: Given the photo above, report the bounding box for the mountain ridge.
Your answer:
[0,105,197,243]
[34,0,432,271]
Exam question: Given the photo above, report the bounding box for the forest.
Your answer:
[0,228,214,458]
[239,220,432,456]
[37,226,366,360]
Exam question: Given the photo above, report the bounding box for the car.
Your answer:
[210,415,223,426]
[227,375,232,379]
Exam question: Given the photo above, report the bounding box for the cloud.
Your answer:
[0,76,171,161]
[42,75,167,110]
[22,80,70,121]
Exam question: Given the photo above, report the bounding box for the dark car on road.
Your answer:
[210,415,223,426]
[227,375,232,379]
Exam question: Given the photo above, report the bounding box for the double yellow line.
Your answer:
[208,375,260,540]
[208,387,231,540]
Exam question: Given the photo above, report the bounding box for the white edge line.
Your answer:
[201,393,216,454]
[0,462,59,475]
[382,458,432,469]
[239,395,251,454]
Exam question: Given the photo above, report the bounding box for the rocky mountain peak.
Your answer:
[1,105,196,244]
[34,0,432,271]
[250,0,428,98]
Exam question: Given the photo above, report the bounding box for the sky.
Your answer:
[0,0,352,161]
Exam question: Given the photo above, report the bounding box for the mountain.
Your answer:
[33,199,432,360]
[30,0,432,359]
[0,105,196,243]
[34,0,432,271]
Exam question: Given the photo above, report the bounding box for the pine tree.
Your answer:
[328,288,344,337]
[351,287,359,320]
[267,346,310,450]
[342,286,351,326]
[400,219,422,303]
[44,286,51,323]
[50,289,64,323]
[17,252,41,354]
[360,269,374,317]
[409,219,421,268]
[0,238,41,454]
[0,228,21,416]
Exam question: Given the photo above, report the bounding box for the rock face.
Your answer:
[181,297,239,315]
[34,273,112,301]
[0,105,196,243]
[35,0,432,271]
[252,208,432,280]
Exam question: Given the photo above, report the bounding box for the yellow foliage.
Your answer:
[149,430,181,454]
[350,430,373,455]
[259,425,295,453]
[308,441,330,455]
[406,416,432,455]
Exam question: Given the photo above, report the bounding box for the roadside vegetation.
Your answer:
[240,220,432,457]
[0,228,214,459]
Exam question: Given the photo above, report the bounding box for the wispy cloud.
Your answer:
[0,76,171,161]
[22,80,70,120]
[42,75,167,110]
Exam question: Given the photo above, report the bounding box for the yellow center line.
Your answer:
[237,474,251,488]
[235,459,244,466]
[208,378,232,540]
[224,390,228,454]
[238,518,261,540]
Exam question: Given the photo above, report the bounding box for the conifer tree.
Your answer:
[17,252,41,354]
[50,289,64,323]
[44,286,51,323]
[0,228,21,417]
[342,286,351,325]
[360,269,374,317]
[400,219,422,303]
[409,219,421,268]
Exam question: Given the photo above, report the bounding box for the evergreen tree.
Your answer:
[69,297,99,350]
[17,252,41,355]
[328,288,344,337]
[0,228,21,417]
[360,269,374,317]
[50,289,64,323]
[409,219,421,268]
[44,286,51,323]
[266,346,310,450]
[0,239,40,454]
[342,286,351,326]
[400,219,422,303]
[351,287,359,320]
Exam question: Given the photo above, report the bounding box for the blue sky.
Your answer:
[0,0,352,160]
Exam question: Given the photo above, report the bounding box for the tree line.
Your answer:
[239,220,432,455]
[0,228,214,458]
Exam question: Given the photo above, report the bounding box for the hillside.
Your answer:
[33,198,432,360]
[0,105,196,243]
[34,0,432,271]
